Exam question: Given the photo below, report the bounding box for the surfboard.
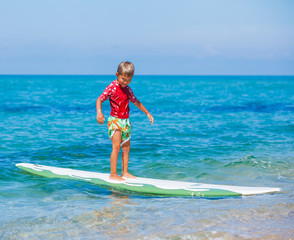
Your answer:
[16,163,281,197]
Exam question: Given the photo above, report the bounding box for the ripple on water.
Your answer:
[1,75,293,239]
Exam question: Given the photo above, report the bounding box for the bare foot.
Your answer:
[109,174,125,181]
[122,172,136,179]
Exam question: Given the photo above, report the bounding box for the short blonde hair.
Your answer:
[117,61,135,77]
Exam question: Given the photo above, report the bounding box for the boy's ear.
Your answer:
[116,72,119,78]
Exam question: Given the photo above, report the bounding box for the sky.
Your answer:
[0,0,293,75]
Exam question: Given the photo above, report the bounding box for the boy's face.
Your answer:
[116,73,133,88]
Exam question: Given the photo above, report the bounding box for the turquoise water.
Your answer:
[1,75,294,239]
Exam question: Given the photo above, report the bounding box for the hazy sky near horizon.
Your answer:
[0,0,293,75]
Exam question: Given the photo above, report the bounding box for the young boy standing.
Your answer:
[96,61,154,181]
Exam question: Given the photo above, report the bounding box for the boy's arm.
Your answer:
[134,99,154,124]
[96,97,105,125]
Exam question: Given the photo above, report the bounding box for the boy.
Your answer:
[96,61,154,181]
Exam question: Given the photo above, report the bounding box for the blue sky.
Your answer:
[0,0,293,75]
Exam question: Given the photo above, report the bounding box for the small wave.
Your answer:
[147,102,293,115]
[0,103,95,114]
[225,155,260,168]
[0,104,48,113]
[208,102,292,113]
[224,155,294,180]
[223,155,286,171]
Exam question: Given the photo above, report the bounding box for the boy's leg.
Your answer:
[110,130,124,181]
[121,140,136,178]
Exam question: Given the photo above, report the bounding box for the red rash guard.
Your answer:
[99,80,137,119]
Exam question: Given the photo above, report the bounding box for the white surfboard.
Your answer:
[16,163,281,197]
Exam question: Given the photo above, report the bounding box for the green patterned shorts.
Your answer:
[107,116,131,145]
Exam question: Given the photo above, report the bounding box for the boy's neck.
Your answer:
[115,79,125,88]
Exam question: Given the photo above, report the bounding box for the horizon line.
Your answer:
[0,74,294,77]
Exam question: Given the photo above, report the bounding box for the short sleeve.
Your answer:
[125,86,137,103]
[99,83,114,102]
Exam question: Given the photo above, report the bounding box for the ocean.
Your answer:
[1,75,293,239]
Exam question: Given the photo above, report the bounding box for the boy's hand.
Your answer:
[147,113,154,124]
[97,113,105,125]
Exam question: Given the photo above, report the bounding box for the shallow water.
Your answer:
[1,75,293,239]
